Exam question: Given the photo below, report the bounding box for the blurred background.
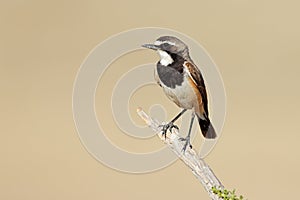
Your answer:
[1,0,300,199]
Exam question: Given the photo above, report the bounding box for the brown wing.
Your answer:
[184,61,209,117]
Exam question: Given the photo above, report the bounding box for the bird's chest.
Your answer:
[155,65,197,109]
[156,64,184,89]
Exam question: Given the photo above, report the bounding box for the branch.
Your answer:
[137,108,224,200]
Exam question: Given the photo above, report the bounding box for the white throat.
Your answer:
[157,50,174,66]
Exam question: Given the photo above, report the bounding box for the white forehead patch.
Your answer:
[154,40,176,46]
[157,50,174,66]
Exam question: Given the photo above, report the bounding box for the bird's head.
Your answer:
[142,36,190,66]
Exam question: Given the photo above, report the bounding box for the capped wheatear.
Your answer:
[142,36,216,151]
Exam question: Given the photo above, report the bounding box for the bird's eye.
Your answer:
[160,43,169,49]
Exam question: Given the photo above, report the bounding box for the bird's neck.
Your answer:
[158,50,174,66]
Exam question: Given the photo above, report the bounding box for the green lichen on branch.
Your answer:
[211,187,245,200]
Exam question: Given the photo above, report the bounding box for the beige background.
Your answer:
[1,0,300,199]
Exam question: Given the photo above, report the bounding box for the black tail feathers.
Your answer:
[197,116,217,139]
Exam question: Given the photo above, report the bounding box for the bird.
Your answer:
[142,36,217,151]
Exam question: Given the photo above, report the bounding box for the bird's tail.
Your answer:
[197,115,217,139]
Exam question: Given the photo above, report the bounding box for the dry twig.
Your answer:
[137,107,224,200]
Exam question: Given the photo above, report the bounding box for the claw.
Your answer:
[162,127,168,139]
[179,136,192,152]
[169,124,179,132]
[159,122,178,139]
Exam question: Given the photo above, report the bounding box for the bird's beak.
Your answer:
[141,44,159,50]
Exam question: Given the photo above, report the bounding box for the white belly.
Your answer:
[161,75,198,110]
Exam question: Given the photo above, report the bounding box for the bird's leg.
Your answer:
[179,112,195,152]
[169,109,188,132]
[159,109,187,139]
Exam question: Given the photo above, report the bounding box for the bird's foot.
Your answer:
[179,136,192,152]
[159,122,179,139]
